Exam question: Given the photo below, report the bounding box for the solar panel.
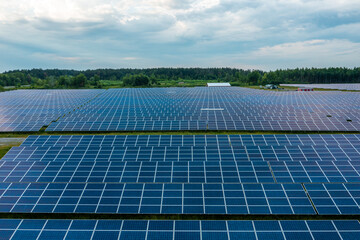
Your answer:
[2,134,360,219]
[304,183,360,215]
[1,219,359,240]
[0,183,315,214]
[4,144,360,162]
[270,161,360,183]
[0,161,274,183]
[42,87,360,132]
[20,134,360,148]
[0,90,102,132]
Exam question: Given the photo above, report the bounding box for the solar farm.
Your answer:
[281,84,360,91]
[0,87,360,239]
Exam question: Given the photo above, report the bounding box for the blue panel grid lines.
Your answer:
[0,183,315,214]
[304,183,360,215]
[1,219,359,240]
[0,90,102,132]
[20,134,360,148]
[3,144,360,162]
[270,161,360,183]
[43,88,360,132]
[0,161,274,184]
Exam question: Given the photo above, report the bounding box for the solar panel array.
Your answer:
[0,161,275,183]
[45,87,360,131]
[0,90,102,132]
[281,83,360,91]
[4,144,360,162]
[2,219,360,240]
[0,182,315,214]
[21,134,360,147]
[1,134,360,216]
[2,87,360,238]
[1,88,360,132]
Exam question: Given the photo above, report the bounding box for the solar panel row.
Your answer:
[1,88,360,132]
[0,161,274,184]
[1,160,360,184]
[4,145,360,162]
[1,134,359,216]
[0,90,102,132]
[45,88,360,132]
[0,182,316,214]
[271,161,360,183]
[3,219,360,240]
[22,134,360,147]
[2,219,359,240]
[47,119,360,131]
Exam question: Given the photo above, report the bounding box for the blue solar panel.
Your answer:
[0,183,315,214]
[4,144,360,162]
[0,161,274,184]
[1,219,359,240]
[41,88,360,132]
[1,88,360,132]
[0,90,102,132]
[304,183,360,215]
[270,161,360,183]
[20,134,360,148]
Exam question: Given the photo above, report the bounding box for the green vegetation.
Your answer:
[0,146,12,159]
[1,67,359,89]
[0,140,23,158]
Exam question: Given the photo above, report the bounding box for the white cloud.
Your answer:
[247,39,360,70]
[0,0,360,71]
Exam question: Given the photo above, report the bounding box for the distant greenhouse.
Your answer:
[207,83,231,87]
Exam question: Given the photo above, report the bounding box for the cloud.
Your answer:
[0,0,360,71]
[243,39,360,70]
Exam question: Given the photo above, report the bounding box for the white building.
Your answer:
[207,83,231,87]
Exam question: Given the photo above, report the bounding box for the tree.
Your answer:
[247,71,261,85]
[123,74,150,87]
[73,73,87,88]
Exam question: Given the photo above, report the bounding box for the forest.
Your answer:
[0,67,359,89]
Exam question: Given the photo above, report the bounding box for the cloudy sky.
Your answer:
[1,0,360,71]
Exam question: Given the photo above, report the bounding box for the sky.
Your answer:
[0,0,360,71]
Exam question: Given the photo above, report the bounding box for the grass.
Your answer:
[0,146,13,159]
[0,141,23,159]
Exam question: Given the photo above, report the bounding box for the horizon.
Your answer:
[2,66,360,75]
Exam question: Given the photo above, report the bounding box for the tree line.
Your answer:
[0,67,359,89]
